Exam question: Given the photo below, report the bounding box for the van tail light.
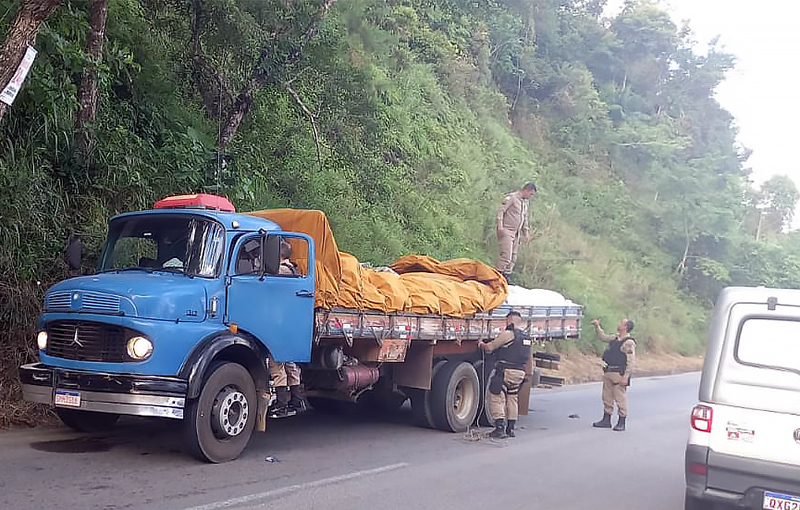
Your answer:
[691,404,713,433]
[688,462,708,476]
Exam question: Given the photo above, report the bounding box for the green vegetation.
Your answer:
[1,0,799,423]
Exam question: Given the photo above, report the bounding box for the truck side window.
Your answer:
[278,236,309,278]
[235,237,262,275]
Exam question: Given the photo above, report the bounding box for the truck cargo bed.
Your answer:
[315,304,582,344]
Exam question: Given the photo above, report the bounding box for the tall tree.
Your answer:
[757,175,800,236]
[0,0,62,123]
[74,0,109,161]
[188,0,337,148]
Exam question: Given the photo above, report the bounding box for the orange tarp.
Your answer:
[247,209,508,316]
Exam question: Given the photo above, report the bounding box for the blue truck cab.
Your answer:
[20,194,316,462]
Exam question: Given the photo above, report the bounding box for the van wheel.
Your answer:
[430,361,480,432]
[183,362,256,463]
[410,360,447,428]
[684,491,707,510]
[56,408,120,432]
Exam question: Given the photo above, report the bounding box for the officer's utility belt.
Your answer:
[496,361,525,371]
[603,365,624,374]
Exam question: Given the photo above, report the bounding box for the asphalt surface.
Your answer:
[0,372,700,510]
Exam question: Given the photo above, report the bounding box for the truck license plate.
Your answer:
[764,491,800,509]
[54,390,81,407]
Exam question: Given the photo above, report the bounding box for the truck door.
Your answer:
[226,232,315,362]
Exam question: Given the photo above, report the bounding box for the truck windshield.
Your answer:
[99,215,225,278]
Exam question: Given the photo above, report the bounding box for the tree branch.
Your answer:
[285,82,322,173]
[217,0,337,147]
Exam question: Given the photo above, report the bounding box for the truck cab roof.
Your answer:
[110,208,282,233]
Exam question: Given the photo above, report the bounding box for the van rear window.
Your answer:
[737,318,800,373]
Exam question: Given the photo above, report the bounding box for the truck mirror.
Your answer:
[65,235,82,272]
[263,235,281,276]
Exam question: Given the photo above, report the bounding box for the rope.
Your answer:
[461,349,508,447]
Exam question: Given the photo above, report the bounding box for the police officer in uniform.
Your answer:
[591,318,636,431]
[478,311,533,438]
[495,182,537,283]
[268,241,306,417]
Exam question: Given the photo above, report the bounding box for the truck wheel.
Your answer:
[56,408,120,432]
[183,362,256,463]
[472,360,492,427]
[430,361,480,432]
[410,360,447,429]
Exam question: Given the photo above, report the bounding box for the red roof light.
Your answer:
[154,194,235,212]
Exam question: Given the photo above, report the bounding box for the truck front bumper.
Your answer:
[20,362,187,420]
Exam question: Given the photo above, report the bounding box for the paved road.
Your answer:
[0,373,699,510]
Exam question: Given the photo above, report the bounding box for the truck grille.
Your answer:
[45,291,121,313]
[82,292,121,313]
[46,321,129,362]
[46,291,72,310]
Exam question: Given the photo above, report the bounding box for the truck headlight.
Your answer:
[37,331,48,350]
[127,336,153,360]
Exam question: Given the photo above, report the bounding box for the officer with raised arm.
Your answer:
[478,311,532,438]
[591,318,636,431]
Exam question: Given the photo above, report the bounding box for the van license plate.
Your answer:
[54,390,81,407]
[764,491,800,509]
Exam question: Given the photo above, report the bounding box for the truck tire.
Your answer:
[410,360,447,429]
[56,408,120,432]
[430,361,480,432]
[183,362,256,463]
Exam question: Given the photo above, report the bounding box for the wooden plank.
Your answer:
[540,375,565,387]
[534,359,560,371]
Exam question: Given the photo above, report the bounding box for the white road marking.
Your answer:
[180,462,410,510]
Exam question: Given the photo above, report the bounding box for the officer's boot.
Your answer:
[592,412,612,428]
[613,416,626,432]
[489,419,507,439]
[288,385,306,413]
[269,387,296,418]
[506,420,516,438]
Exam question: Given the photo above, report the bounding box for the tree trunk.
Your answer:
[217,80,256,148]
[0,0,62,123]
[74,0,109,160]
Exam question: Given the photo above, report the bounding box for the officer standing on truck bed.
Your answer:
[591,318,636,432]
[478,311,533,438]
[495,182,537,283]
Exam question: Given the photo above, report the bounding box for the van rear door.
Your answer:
[708,302,800,469]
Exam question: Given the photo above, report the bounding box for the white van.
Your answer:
[685,287,800,510]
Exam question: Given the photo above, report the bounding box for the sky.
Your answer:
[606,0,800,226]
